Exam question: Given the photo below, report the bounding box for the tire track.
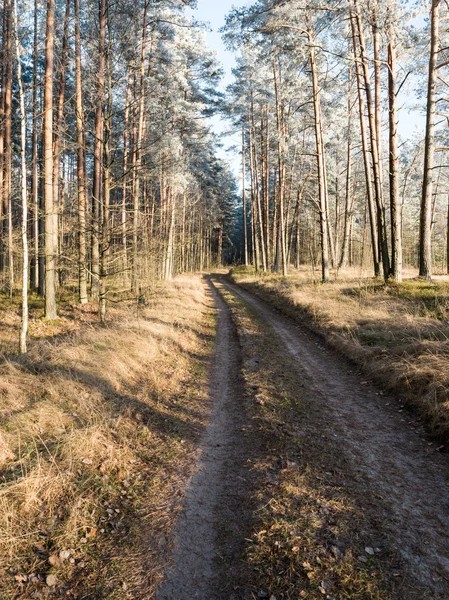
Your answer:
[156,278,251,600]
[221,277,449,597]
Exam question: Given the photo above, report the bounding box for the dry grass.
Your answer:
[0,275,214,599]
[230,265,449,439]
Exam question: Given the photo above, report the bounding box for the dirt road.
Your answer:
[156,279,253,600]
[157,276,449,599]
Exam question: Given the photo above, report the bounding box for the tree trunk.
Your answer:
[353,0,390,278]
[349,2,380,276]
[420,0,440,280]
[91,0,106,297]
[272,58,287,276]
[31,0,39,291]
[4,0,13,293]
[309,39,330,283]
[99,67,112,323]
[131,0,148,293]
[44,0,57,319]
[13,0,28,352]
[75,0,88,304]
[52,0,70,283]
[340,63,354,269]
[242,127,249,265]
[388,10,402,282]
[122,73,132,279]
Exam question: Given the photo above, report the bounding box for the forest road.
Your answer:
[156,277,253,600]
[220,276,449,598]
[157,275,449,599]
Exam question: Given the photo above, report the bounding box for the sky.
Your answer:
[188,1,250,178]
[188,2,427,180]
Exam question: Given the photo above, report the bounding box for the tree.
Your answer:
[420,0,440,280]
[44,0,57,319]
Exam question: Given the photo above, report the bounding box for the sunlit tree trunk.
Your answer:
[75,0,88,304]
[132,0,148,292]
[92,0,106,297]
[420,0,440,280]
[31,0,39,291]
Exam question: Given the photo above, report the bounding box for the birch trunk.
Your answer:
[13,0,28,352]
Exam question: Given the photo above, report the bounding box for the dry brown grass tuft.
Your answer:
[0,274,214,599]
[230,266,449,439]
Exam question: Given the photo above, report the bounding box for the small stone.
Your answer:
[365,547,375,555]
[358,555,368,563]
[48,554,60,567]
[46,574,58,587]
[59,550,71,561]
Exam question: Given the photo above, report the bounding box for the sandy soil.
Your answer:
[156,279,253,600]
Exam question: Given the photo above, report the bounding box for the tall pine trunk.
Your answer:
[13,0,28,352]
[309,37,330,283]
[420,0,440,279]
[388,8,402,282]
[44,0,57,319]
[75,0,88,304]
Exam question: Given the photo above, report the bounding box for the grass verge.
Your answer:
[0,275,214,599]
[229,266,449,440]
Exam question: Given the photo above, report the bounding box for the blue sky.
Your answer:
[193,0,249,88]
[188,1,250,177]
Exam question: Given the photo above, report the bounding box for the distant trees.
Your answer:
[224,0,449,283]
[0,0,236,351]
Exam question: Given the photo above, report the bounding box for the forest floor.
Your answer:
[0,275,216,599]
[3,270,449,599]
